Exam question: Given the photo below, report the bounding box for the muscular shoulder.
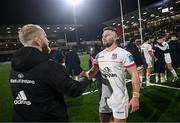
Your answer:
[115,47,135,67]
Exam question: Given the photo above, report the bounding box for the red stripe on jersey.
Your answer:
[125,63,136,68]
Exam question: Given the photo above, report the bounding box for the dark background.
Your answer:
[0,0,160,40]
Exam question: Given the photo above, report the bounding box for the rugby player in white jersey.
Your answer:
[86,27,140,123]
[141,37,153,86]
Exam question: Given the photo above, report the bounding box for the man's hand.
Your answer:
[79,71,88,78]
[129,97,139,113]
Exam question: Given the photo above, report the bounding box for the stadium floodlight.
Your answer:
[176,1,180,4]
[158,7,162,10]
[66,0,82,6]
[143,12,147,15]
[162,8,169,13]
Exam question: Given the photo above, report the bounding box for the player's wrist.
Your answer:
[132,92,140,98]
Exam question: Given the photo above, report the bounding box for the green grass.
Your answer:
[65,93,99,122]
[80,54,89,71]
[127,84,180,122]
[0,64,13,121]
[0,54,180,122]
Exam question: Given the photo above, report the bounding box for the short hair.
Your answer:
[170,32,177,37]
[157,33,165,40]
[18,24,43,45]
[103,26,118,38]
[103,26,117,34]
[143,36,149,43]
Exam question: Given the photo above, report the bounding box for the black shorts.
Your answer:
[154,60,165,73]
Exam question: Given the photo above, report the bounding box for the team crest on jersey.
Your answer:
[112,53,117,60]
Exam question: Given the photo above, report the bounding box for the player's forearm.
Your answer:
[149,51,155,58]
[157,45,166,51]
[87,66,98,79]
[87,71,95,79]
[131,72,140,97]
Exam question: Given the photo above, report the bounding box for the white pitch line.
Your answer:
[82,89,98,96]
[0,61,11,64]
[126,73,155,84]
[126,73,156,83]
[149,83,180,91]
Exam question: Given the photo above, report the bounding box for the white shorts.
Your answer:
[99,97,129,119]
[165,53,172,64]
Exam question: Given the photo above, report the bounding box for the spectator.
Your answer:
[10,24,90,122]
[65,49,83,80]
[126,39,143,87]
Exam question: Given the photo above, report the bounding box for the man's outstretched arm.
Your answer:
[127,65,140,113]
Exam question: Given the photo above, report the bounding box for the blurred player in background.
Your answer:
[141,37,154,86]
[153,34,166,83]
[168,33,180,69]
[126,39,143,88]
[154,34,178,82]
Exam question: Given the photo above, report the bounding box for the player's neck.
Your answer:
[24,45,43,52]
[105,43,118,52]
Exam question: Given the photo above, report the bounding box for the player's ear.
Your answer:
[33,37,41,47]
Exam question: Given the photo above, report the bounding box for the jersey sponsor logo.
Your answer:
[116,111,124,114]
[112,53,117,60]
[101,67,117,78]
[10,79,35,84]
[98,55,104,58]
[14,90,31,105]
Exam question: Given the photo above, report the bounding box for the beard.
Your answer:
[102,41,113,48]
[42,43,51,54]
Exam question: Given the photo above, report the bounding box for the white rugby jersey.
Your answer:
[94,47,135,102]
[157,42,169,52]
[141,42,153,61]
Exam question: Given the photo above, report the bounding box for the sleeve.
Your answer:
[147,44,153,51]
[156,44,166,51]
[122,51,136,68]
[47,62,90,97]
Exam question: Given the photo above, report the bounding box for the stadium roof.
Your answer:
[0,24,81,34]
[103,0,180,26]
[0,24,82,40]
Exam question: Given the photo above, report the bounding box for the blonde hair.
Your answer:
[111,31,118,40]
[18,24,43,45]
[103,26,118,40]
